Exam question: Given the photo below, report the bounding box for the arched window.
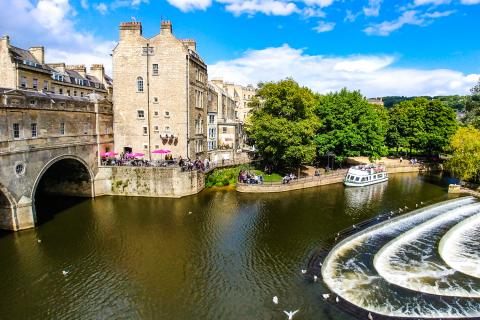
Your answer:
[136,77,144,92]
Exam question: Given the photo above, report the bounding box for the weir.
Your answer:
[320,197,480,318]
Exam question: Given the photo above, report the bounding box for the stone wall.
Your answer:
[95,166,205,198]
[236,171,346,194]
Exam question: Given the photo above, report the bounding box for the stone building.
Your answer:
[367,97,384,107]
[0,88,113,230]
[209,81,243,161]
[0,35,112,100]
[207,84,218,153]
[112,21,208,160]
[211,79,256,122]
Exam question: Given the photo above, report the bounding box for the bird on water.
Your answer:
[283,310,299,320]
[273,296,278,304]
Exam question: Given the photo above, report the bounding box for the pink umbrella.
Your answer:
[101,151,118,157]
[152,149,171,154]
[132,152,145,158]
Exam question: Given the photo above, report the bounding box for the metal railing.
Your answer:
[237,169,348,187]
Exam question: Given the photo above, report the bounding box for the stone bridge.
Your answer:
[0,88,113,231]
[0,142,101,231]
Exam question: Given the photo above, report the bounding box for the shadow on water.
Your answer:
[34,195,88,226]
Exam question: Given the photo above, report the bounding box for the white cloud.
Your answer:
[216,0,298,16]
[0,0,115,74]
[209,44,479,97]
[166,0,212,11]
[423,9,456,17]
[302,0,334,7]
[313,21,335,32]
[302,7,326,18]
[344,9,360,22]
[412,0,451,6]
[80,0,89,9]
[363,0,382,16]
[461,0,480,4]
[364,10,425,36]
[94,2,108,14]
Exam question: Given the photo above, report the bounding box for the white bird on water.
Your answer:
[301,269,307,274]
[37,239,42,243]
[322,293,330,300]
[352,224,357,229]
[368,312,374,320]
[283,310,299,320]
[313,275,318,282]
[273,296,279,304]
[62,270,69,276]
[336,296,340,303]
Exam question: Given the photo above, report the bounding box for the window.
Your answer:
[153,97,158,103]
[153,110,159,117]
[152,64,158,76]
[155,145,160,150]
[143,144,149,150]
[43,80,48,91]
[31,123,37,138]
[67,89,71,96]
[73,91,77,97]
[59,88,63,95]
[142,126,148,135]
[29,99,36,106]
[209,115,215,124]
[32,78,38,90]
[137,110,145,119]
[137,76,144,92]
[80,92,84,97]
[222,127,227,133]
[154,125,159,133]
[20,77,27,88]
[60,122,65,135]
[165,111,170,118]
[13,123,20,139]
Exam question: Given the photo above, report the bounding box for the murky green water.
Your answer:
[0,173,458,319]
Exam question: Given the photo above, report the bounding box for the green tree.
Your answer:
[445,126,480,182]
[315,88,388,162]
[246,79,320,169]
[387,98,457,155]
[463,79,480,128]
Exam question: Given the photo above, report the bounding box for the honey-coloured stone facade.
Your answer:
[113,21,208,160]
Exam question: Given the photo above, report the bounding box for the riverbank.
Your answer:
[237,163,436,194]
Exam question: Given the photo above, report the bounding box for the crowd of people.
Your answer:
[282,173,297,184]
[238,170,264,184]
[179,157,211,172]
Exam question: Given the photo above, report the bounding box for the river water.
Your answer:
[0,173,458,319]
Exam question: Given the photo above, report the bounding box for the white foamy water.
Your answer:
[439,212,480,279]
[321,197,480,318]
[373,202,480,297]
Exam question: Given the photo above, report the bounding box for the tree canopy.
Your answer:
[315,88,388,162]
[386,98,457,155]
[246,79,320,169]
[463,79,480,128]
[445,126,480,182]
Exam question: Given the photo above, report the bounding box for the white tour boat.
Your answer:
[344,164,388,187]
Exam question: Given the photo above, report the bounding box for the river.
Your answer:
[0,172,458,319]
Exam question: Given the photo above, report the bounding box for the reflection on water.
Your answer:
[0,173,455,319]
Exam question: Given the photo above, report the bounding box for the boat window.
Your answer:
[373,175,377,179]
[361,177,366,182]
[379,174,383,178]
[355,177,360,182]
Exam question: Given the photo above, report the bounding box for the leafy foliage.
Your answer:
[463,79,480,128]
[315,89,389,162]
[246,79,320,169]
[445,127,480,182]
[383,95,466,110]
[386,98,457,155]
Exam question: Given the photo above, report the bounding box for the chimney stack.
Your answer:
[119,21,142,41]
[181,39,196,51]
[90,64,105,85]
[66,64,87,77]
[28,46,45,64]
[161,20,172,34]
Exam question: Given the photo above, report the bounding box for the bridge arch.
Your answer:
[31,155,95,224]
[0,184,18,230]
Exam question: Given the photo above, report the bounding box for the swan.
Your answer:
[301,269,307,274]
[322,293,330,299]
[62,270,69,276]
[283,310,299,320]
[368,312,374,320]
[273,296,278,304]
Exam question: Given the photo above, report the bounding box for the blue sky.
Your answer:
[1,0,480,96]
